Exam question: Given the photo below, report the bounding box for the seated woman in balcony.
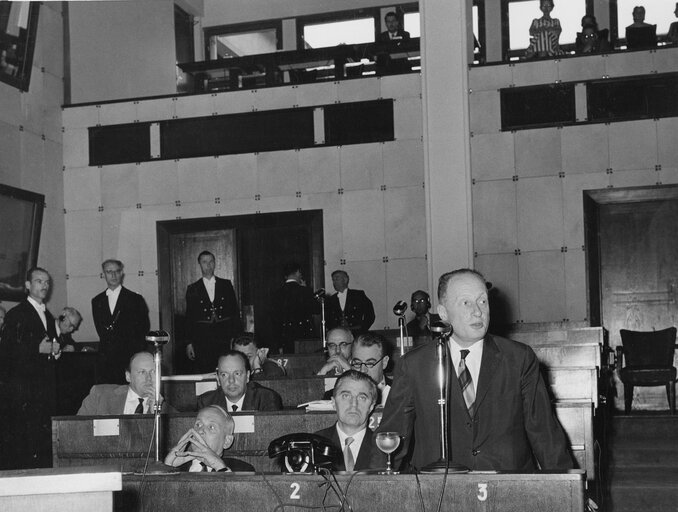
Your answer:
[525,0,564,59]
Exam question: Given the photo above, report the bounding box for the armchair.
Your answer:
[617,327,676,414]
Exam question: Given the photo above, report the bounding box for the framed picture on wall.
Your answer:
[0,184,44,302]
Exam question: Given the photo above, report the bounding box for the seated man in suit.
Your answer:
[315,370,377,472]
[198,350,283,412]
[164,405,254,472]
[232,333,285,380]
[77,351,170,415]
[406,290,440,343]
[350,333,391,406]
[54,306,83,353]
[317,327,354,376]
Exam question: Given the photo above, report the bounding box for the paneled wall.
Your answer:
[0,3,66,313]
[62,75,426,343]
[468,47,678,325]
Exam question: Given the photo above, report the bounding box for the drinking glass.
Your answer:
[375,432,400,475]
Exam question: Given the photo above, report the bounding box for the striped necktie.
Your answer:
[458,349,476,416]
[344,437,355,472]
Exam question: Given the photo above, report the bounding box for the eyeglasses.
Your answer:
[412,298,428,304]
[327,342,352,351]
[350,355,386,369]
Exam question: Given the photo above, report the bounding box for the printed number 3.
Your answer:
[477,483,488,501]
[290,482,301,500]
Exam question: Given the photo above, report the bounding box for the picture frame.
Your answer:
[0,184,44,302]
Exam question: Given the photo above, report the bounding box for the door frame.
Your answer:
[156,210,324,373]
[583,184,678,327]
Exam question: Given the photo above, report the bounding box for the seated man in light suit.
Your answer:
[197,350,283,412]
[164,405,254,472]
[77,351,171,415]
[315,370,377,472]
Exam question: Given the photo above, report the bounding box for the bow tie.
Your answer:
[35,303,45,312]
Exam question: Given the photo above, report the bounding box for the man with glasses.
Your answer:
[406,290,440,342]
[350,333,391,406]
[92,259,150,384]
[53,306,83,354]
[317,327,354,376]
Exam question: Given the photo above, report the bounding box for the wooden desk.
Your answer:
[0,466,121,512]
[118,471,585,512]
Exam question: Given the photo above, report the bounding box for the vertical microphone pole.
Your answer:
[314,289,326,349]
[392,301,408,356]
[421,321,468,473]
[144,330,174,473]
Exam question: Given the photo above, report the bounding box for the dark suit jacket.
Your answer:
[185,277,239,372]
[373,334,572,472]
[197,381,283,411]
[406,313,441,338]
[0,299,57,382]
[376,29,411,44]
[326,289,375,335]
[272,281,319,351]
[175,456,255,472]
[92,286,150,382]
[76,384,173,415]
[315,424,373,471]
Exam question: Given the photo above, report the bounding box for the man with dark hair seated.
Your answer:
[197,350,283,412]
[164,405,254,472]
[315,370,377,472]
[232,333,285,379]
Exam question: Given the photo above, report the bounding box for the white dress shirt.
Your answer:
[27,296,47,331]
[449,337,484,388]
[336,424,367,466]
[106,285,122,314]
[202,276,216,303]
[337,289,348,311]
[123,387,149,414]
[226,394,245,412]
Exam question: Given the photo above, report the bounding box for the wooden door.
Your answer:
[586,186,678,410]
[169,229,237,373]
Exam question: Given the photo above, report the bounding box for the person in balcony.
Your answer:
[575,15,610,54]
[668,3,678,44]
[525,0,564,59]
[625,6,657,49]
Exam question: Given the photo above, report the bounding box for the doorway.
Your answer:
[584,184,678,409]
[157,210,324,374]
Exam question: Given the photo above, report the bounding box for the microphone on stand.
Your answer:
[392,301,407,316]
[422,320,468,474]
[393,301,408,356]
[314,289,327,349]
[141,330,176,474]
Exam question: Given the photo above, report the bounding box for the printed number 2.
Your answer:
[477,483,488,501]
[290,482,301,500]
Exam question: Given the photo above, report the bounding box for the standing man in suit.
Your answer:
[198,350,282,412]
[92,259,150,384]
[0,267,59,468]
[326,270,375,336]
[373,269,572,472]
[272,262,320,353]
[185,251,240,373]
[315,370,377,472]
[376,11,411,75]
[77,351,170,415]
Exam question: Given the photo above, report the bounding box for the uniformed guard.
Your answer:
[185,251,240,372]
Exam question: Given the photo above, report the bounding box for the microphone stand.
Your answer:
[421,321,469,474]
[397,314,406,356]
[142,330,176,474]
[314,289,326,349]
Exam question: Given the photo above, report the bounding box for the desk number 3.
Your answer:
[477,483,488,501]
[290,482,301,500]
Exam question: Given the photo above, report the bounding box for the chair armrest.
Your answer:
[615,346,623,372]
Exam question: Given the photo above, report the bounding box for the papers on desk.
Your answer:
[162,373,216,381]
[298,400,335,411]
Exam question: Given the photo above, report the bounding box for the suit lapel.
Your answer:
[355,427,373,469]
[113,385,129,415]
[474,336,500,411]
[112,287,127,317]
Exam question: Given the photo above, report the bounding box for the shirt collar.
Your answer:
[27,295,45,311]
[226,394,245,411]
[336,424,367,446]
[106,285,122,296]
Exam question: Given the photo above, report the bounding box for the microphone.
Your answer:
[393,301,407,316]
[430,321,452,338]
[146,330,170,345]
[313,288,326,300]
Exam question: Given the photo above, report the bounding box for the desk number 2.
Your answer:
[290,482,301,500]
[477,483,488,501]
